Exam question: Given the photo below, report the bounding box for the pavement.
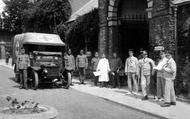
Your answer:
[0,59,159,119]
[1,58,190,119]
[0,58,13,70]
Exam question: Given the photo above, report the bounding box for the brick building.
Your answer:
[99,0,177,60]
[69,0,190,94]
[69,0,183,60]
[98,0,190,94]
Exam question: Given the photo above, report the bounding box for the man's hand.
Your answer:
[111,72,115,75]
[152,70,155,75]
[116,69,120,73]
[125,72,128,76]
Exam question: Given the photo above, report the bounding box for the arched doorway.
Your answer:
[118,0,149,61]
[108,0,149,61]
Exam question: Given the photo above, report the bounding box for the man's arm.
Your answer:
[135,58,139,75]
[149,58,155,75]
[91,58,94,64]
[107,59,110,72]
[16,56,20,70]
[27,55,30,66]
[124,59,128,74]
[163,61,176,74]
[76,55,79,69]
[119,58,122,70]
[72,56,75,70]
[85,56,88,69]
[150,58,155,68]
[96,60,101,71]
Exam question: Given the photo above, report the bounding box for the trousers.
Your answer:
[127,72,138,92]
[19,69,28,88]
[141,75,150,96]
[110,71,120,88]
[164,79,176,103]
[78,67,86,83]
[157,77,165,98]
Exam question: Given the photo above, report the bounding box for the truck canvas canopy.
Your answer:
[172,0,190,6]
[33,51,62,56]
[22,33,65,46]
[12,32,65,65]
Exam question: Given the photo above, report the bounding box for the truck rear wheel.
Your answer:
[31,71,39,90]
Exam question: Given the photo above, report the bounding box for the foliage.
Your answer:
[66,8,99,55]
[2,0,71,35]
[54,23,67,41]
[5,96,42,114]
[22,0,71,33]
[175,5,190,95]
[2,0,32,33]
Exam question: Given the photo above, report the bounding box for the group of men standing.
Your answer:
[128,50,177,107]
[64,49,88,85]
[92,49,177,107]
[17,47,177,107]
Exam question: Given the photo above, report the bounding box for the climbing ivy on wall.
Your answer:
[66,8,99,56]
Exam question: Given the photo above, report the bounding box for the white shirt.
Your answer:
[125,56,139,73]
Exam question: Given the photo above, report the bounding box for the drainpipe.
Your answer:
[174,6,178,65]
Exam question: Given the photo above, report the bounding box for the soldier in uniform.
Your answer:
[139,51,155,100]
[76,49,88,84]
[64,49,75,86]
[5,51,10,65]
[17,47,30,89]
[91,52,100,86]
[110,52,122,88]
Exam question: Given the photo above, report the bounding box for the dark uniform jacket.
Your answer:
[76,54,88,68]
[17,54,30,70]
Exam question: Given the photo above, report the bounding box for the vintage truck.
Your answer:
[12,32,71,89]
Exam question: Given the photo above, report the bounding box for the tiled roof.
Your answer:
[68,0,98,22]
[70,0,91,15]
[172,0,190,5]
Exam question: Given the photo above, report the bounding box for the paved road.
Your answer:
[0,66,162,119]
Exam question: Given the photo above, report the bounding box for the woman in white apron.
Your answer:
[96,53,110,87]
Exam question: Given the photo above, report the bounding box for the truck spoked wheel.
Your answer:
[29,71,39,90]
[61,72,71,89]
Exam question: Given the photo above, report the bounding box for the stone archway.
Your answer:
[98,0,120,58]
[107,0,120,58]
[107,0,150,60]
[107,0,120,27]
[98,0,152,59]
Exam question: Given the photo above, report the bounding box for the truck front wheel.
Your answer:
[31,71,39,90]
[14,65,20,83]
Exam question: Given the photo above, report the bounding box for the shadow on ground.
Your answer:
[9,77,70,90]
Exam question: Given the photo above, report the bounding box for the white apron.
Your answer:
[96,58,110,82]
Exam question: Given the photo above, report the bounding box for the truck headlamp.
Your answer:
[43,69,48,74]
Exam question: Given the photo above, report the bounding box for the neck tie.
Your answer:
[143,58,146,63]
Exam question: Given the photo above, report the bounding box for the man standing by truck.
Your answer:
[17,47,30,89]
[64,49,75,86]
[76,49,88,84]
